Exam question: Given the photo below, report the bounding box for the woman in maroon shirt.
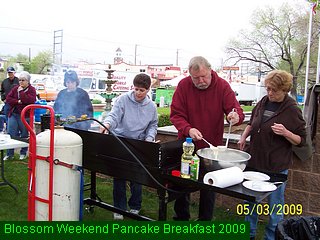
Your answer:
[4,71,37,161]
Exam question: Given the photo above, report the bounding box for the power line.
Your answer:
[0,26,218,67]
[65,33,132,47]
[0,41,51,47]
[0,26,179,55]
[0,26,51,33]
[66,46,114,55]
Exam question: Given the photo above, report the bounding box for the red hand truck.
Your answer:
[21,104,55,221]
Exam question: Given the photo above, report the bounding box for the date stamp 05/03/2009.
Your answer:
[236,203,303,216]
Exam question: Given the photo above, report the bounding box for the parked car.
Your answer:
[35,83,59,101]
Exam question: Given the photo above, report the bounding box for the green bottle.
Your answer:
[190,154,200,181]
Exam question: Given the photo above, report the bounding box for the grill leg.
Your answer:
[157,188,167,220]
[90,171,97,200]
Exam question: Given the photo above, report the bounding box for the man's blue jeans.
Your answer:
[113,178,142,211]
[7,113,29,157]
[0,114,6,132]
[2,103,10,132]
[245,169,288,240]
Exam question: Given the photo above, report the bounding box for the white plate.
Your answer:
[243,171,270,181]
[242,181,277,192]
[0,139,7,144]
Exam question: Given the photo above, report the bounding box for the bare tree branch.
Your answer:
[224,3,319,99]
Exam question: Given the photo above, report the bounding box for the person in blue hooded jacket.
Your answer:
[102,73,158,220]
[54,70,93,130]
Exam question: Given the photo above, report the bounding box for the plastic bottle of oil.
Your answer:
[180,137,194,178]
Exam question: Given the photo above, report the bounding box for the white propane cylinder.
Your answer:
[35,127,83,221]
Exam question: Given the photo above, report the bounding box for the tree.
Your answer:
[29,50,53,74]
[0,50,54,82]
[224,3,320,100]
[13,54,31,72]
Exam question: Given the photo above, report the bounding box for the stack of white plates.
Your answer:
[242,171,277,192]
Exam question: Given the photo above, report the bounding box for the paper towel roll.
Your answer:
[203,166,244,188]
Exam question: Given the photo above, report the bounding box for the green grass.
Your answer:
[242,105,254,112]
[0,158,198,221]
[157,107,170,115]
[0,156,267,238]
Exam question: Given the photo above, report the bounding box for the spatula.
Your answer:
[202,138,217,150]
[225,108,235,148]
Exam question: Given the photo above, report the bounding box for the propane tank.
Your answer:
[35,127,82,221]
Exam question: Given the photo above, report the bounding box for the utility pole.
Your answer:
[53,30,63,65]
[304,3,313,106]
[176,49,179,66]
[28,48,31,62]
[134,44,138,65]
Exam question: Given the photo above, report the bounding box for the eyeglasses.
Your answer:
[19,79,26,82]
[265,87,279,93]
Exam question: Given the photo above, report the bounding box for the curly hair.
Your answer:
[19,71,31,82]
[264,70,293,93]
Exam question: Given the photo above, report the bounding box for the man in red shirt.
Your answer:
[170,56,244,220]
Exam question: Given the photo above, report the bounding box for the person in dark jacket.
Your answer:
[170,56,244,221]
[5,71,37,160]
[0,106,6,132]
[53,70,93,130]
[238,70,306,240]
[0,66,19,131]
